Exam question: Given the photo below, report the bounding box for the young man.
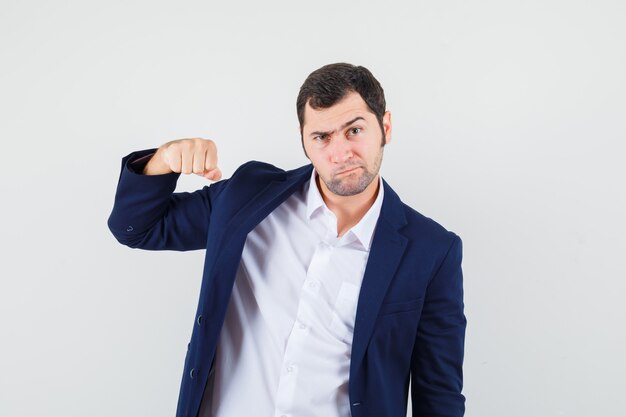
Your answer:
[108,63,466,417]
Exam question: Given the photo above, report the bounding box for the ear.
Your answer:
[383,111,392,145]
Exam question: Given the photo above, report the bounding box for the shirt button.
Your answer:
[298,323,306,330]
[308,281,317,288]
[286,365,294,373]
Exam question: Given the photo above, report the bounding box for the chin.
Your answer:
[328,175,374,197]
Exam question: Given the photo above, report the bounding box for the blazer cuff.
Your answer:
[128,151,156,174]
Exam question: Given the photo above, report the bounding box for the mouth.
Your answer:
[336,166,361,176]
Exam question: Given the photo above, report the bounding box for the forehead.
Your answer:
[303,91,373,132]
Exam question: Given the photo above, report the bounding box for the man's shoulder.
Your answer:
[228,160,310,183]
[233,160,285,175]
[403,203,459,239]
[216,160,310,195]
[384,183,460,248]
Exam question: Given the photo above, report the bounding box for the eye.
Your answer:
[314,134,329,141]
[348,127,361,135]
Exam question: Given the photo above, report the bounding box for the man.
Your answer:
[108,63,466,417]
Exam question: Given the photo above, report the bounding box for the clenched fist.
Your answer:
[143,138,222,181]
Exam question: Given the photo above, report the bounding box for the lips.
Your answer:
[336,166,361,175]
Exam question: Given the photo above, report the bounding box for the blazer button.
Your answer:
[197,315,203,326]
[189,368,196,379]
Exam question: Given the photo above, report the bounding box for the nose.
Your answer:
[329,135,354,164]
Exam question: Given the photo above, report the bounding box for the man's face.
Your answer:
[301,91,392,198]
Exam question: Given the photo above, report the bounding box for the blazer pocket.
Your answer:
[378,298,423,316]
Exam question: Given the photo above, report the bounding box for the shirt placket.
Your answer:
[273,240,332,417]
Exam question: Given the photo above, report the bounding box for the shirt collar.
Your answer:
[304,167,384,251]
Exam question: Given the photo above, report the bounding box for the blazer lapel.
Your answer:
[208,164,313,344]
[350,179,408,372]
[225,163,314,242]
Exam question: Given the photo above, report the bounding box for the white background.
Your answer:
[1,1,625,416]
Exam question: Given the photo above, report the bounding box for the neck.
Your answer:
[316,174,380,237]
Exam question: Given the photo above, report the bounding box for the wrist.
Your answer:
[143,148,172,175]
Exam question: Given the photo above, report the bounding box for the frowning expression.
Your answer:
[301,91,392,197]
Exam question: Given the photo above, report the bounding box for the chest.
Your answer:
[239,192,372,343]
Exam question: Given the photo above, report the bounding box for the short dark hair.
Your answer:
[296,63,387,145]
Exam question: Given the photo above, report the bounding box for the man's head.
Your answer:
[296,63,392,197]
[297,63,388,147]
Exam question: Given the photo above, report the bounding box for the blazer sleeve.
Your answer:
[107,148,227,251]
[411,234,466,417]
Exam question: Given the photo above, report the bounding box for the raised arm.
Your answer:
[107,138,225,251]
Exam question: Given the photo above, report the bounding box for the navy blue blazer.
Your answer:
[108,149,466,417]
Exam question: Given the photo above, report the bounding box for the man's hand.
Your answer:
[143,138,222,181]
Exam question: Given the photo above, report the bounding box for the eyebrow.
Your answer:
[309,116,366,137]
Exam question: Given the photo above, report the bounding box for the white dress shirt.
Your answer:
[199,168,384,417]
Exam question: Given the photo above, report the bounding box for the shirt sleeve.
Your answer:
[127,152,156,174]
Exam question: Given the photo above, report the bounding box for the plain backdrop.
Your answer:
[1,1,625,416]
